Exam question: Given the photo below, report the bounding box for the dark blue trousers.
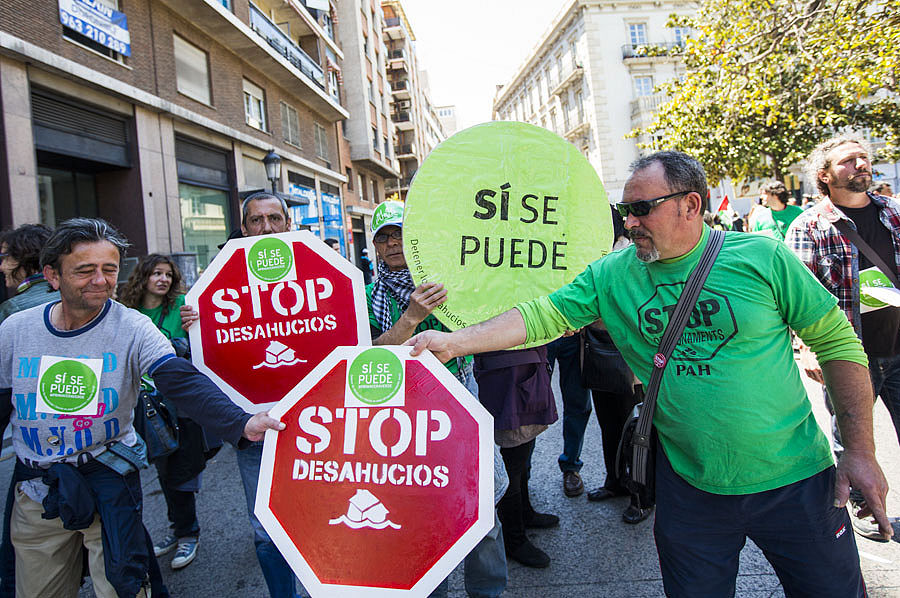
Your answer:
[654,448,866,598]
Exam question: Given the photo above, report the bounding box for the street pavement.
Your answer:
[4,359,900,597]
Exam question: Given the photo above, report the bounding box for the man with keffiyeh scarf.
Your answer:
[365,201,509,598]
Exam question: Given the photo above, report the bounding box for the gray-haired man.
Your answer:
[0,218,282,597]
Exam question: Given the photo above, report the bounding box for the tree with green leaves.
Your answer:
[631,0,900,184]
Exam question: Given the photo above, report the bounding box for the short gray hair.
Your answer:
[629,151,708,202]
[241,192,289,226]
[40,218,130,270]
[804,135,873,197]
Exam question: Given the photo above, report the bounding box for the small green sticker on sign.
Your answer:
[860,267,892,308]
[248,238,294,283]
[39,360,99,413]
[348,348,403,405]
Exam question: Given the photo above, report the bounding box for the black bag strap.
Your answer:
[632,228,726,485]
[833,218,900,289]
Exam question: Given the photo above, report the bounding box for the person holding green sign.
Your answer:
[0,218,284,598]
[407,151,887,597]
[787,135,900,541]
[366,201,509,597]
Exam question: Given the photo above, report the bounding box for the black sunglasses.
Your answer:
[373,230,402,243]
[616,191,690,218]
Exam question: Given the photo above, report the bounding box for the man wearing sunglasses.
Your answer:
[407,150,887,597]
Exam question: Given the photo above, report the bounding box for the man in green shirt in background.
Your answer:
[406,151,889,597]
[750,181,804,240]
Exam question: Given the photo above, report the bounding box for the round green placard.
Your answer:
[403,121,611,339]
[860,268,891,308]
[248,237,293,283]
[348,348,403,405]
[39,360,98,413]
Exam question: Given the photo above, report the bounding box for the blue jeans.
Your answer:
[654,448,865,597]
[428,362,507,598]
[825,352,900,458]
[236,442,308,598]
[547,335,592,472]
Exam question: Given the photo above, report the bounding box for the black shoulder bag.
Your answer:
[832,219,900,288]
[616,229,726,508]
[132,307,180,461]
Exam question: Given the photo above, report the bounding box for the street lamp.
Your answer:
[263,150,282,194]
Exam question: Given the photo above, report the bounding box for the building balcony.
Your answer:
[564,119,590,140]
[622,41,685,62]
[391,79,411,100]
[155,0,346,121]
[551,65,584,96]
[395,143,416,158]
[248,5,325,87]
[383,16,409,41]
[392,111,414,130]
[631,93,667,118]
[386,176,415,191]
[630,93,668,128]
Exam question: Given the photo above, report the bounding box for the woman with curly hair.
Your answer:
[121,254,210,570]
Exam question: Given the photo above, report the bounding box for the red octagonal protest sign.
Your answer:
[186,231,370,413]
[256,346,494,597]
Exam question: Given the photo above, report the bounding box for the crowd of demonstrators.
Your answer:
[2,150,899,597]
[120,254,218,571]
[365,200,510,593]
[786,135,900,540]
[0,218,283,597]
[407,150,889,597]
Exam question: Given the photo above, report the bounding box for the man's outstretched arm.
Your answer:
[406,308,527,362]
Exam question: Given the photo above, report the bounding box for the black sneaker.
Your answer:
[524,511,559,529]
[506,539,550,568]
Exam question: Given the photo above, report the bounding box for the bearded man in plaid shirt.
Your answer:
[786,135,900,541]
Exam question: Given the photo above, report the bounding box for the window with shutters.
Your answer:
[280,102,301,147]
[174,35,211,105]
[315,123,330,160]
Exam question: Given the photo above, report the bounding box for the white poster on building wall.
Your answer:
[58,0,131,56]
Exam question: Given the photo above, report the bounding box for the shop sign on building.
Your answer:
[58,0,131,56]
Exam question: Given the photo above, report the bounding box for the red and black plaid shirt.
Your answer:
[785,192,900,334]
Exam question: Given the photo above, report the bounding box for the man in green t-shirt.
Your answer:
[405,151,890,597]
[750,181,804,240]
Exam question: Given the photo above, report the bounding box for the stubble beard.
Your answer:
[629,229,660,263]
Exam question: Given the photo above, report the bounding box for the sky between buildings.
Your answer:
[399,0,567,131]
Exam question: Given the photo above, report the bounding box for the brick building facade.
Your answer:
[0,0,351,278]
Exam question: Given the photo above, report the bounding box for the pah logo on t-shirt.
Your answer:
[638,284,737,371]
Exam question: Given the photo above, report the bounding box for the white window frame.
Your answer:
[633,75,654,97]
[243,79,267,131]
[629,23,648,46]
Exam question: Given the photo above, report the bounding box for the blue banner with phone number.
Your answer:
[59,0,131,57]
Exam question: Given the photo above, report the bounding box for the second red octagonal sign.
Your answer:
[186,232,370,413]
[256,346,495,597]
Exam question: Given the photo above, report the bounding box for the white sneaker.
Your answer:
[849,503,888,542]
[171,537,199,569]
[153,533,177,557]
